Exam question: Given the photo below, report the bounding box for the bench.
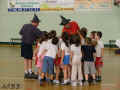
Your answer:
[109,40,116,48]
[10,38,21,45]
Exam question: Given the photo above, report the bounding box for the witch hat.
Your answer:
[31,14,40,23]
[60,15,71,25]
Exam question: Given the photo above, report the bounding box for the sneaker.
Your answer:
[78,81,83,86]
[33,74,38,79]
[61,80,68,85]
[54,80,60,85]
[84,81,89,86]
[71,82,77,86]
[24,73,29,79]
[92,79,97,85]
[28,72,36,79]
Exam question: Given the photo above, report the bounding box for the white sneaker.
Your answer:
[71,82,77,86]
[61,80,68,85]
[55,80,60,85]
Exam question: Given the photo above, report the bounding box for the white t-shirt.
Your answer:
[61,42,70,56]
[37,41,47,57]
[96,40,104,57]
[48,39,52,44]
[70,44,82,63]
[45,41,58,59]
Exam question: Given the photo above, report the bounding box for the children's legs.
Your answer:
[91,74,96,80]
[63,65,68,80]
[38,67,42,79]
[24,59,28,73]
[71,64,77,81]
[55,66,60,80]
[41,57,48,79]
[85,74,89,81]
[68,65,71,80]
[48,58,54,80]
[84,62,89,81]
[97,67,102,76]
[81,62,85,80]
[28,60,32,73]
[78,63,83,81]
[38,67,42,75]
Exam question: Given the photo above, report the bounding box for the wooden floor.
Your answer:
[0,47,120,90]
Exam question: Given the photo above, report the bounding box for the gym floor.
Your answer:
[0,46,120,90]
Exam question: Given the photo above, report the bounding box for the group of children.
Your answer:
[32,28,104,86]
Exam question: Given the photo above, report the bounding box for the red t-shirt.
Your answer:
[62,21,80,35]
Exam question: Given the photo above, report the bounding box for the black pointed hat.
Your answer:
[31,14,40,23]
[60,15,71,26]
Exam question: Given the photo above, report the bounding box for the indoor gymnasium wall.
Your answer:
[0,0,120,44]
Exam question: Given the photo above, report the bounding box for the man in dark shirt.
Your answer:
[19,14,43,79]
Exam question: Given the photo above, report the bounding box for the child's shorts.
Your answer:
[36,55,44,69]
[84,61,96,75]
[95,57,103,68]
[54,57,61,66]
[63,55,70,65]
[42,56,54,74]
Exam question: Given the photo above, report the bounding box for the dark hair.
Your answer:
[48,30,57,39]
[85,37,92,45]
[42,31,48,41]
[97,31,102,38]
[91,31,97,39]
[38,37,43,44]
[70,34,80,47]
[80,27,88,38]
[61,32,70,47]
[52,37,59,45]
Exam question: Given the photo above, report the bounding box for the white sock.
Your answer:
[64,80,68,83]
[28,69,32,74]
[38,75,41,80]
[25,70,28,74]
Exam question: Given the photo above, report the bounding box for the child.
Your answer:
[41,37,59,84]
[35,32,48,82]
[90,31,96,40]
[48,30,57,43]
[70,34,83,86]
[53,36,63,85]
[81,37,96,85]
[95,31,104,82]
[90,31,98,49]
[60,32,71,85]
[78,27,88,82]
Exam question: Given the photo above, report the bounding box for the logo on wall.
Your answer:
[8,0,112,12]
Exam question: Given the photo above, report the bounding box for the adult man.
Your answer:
[19,14,43,79]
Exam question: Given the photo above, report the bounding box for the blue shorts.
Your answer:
[63,55,70,65]
[42,56,54,74]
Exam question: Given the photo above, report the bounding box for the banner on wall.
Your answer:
[8,0,112,12]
